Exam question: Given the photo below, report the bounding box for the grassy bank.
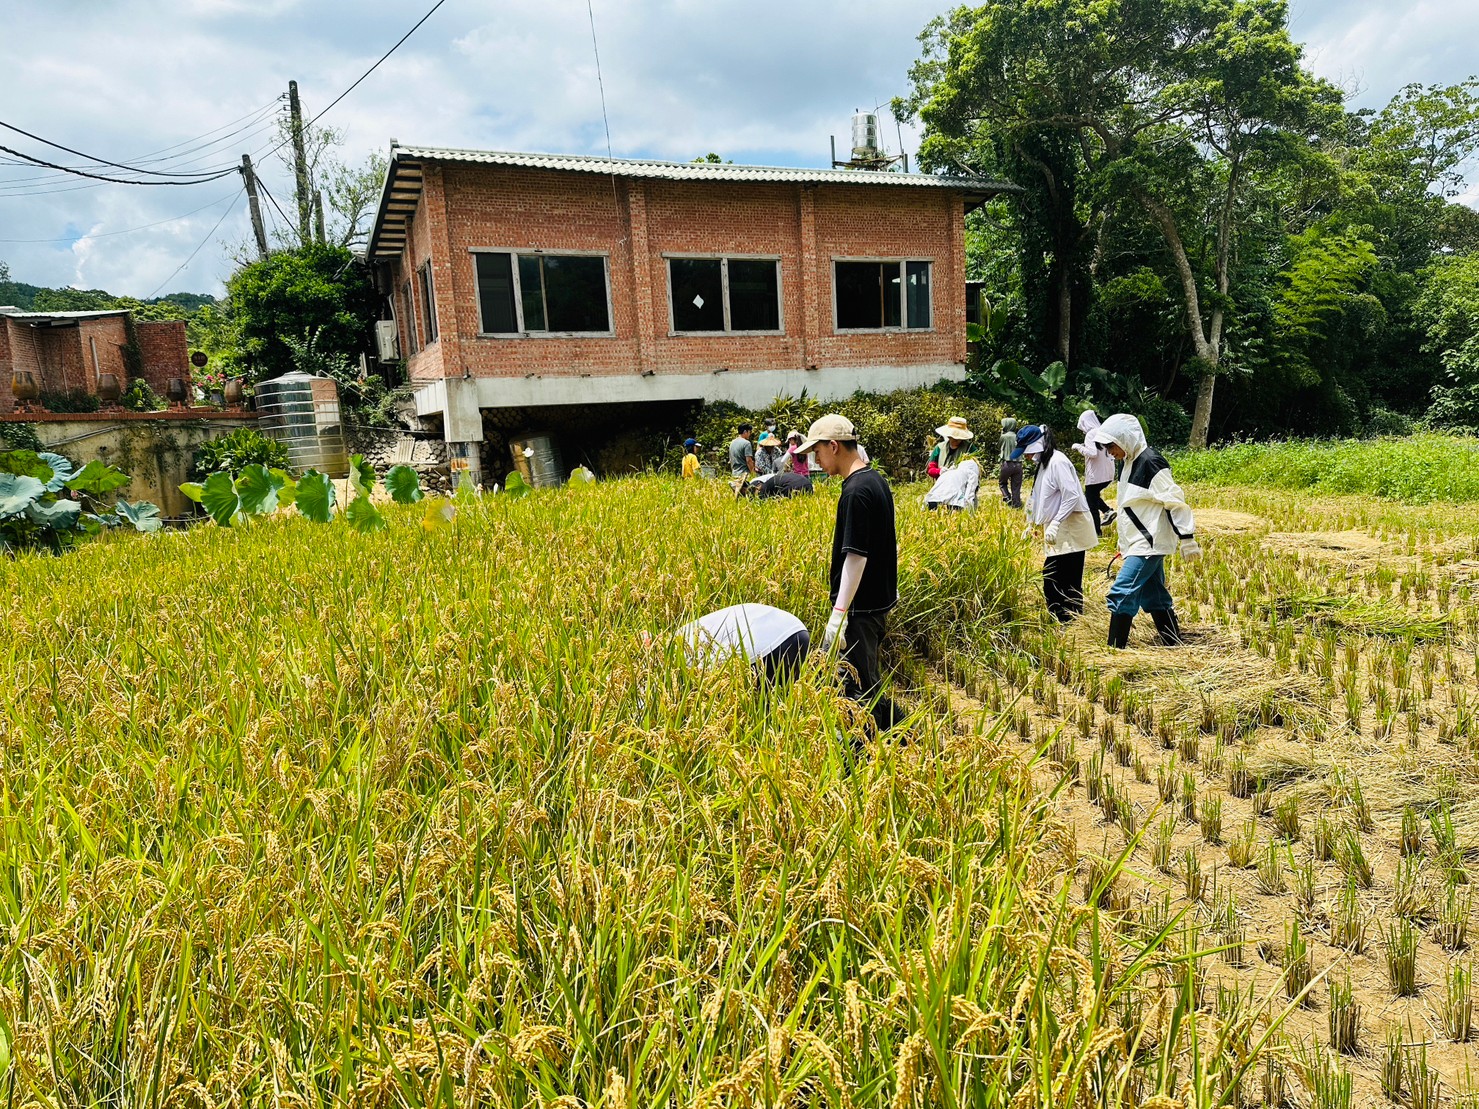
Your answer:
[1172,433,1479,503]
[0,480,1262,1107]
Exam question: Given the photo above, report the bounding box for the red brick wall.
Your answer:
[387,162,969,383]
[135,320,189,395]
[76,316,129,391]
[0,321,14,411]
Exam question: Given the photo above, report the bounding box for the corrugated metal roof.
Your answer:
[392,145,1013,191]
[368,145,1016,258]
[0,307,130,324]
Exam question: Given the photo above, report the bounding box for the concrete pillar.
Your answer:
[441,376,485,489]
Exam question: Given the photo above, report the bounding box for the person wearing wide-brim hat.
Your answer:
[754,430,786,477]
[924,415,982,510]
[928,416,976,475]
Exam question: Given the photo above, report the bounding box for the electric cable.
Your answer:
[250,0,451,163]
[0,102,281,187]
[145,189,244,299]
[0,119,240,179]
[0,143,237,186]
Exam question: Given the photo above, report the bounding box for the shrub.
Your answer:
[38,389,101,414]
[191,427,290,477]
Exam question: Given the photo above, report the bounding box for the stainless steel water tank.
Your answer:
[508,432,564,489]
[851,111,881,159]
[254,371,350,477]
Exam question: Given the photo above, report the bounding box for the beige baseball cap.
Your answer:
[796,413,858,455]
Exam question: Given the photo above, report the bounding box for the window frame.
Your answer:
[662,253,785,337]
[830,257,935,334]
[400,280,420,355]
[417,260,439,345]
[469,247,616,338]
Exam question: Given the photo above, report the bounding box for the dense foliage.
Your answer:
[0,449,160,553]
[220,243,380,384]
[190,426,291,477]
[901,1,1479,445]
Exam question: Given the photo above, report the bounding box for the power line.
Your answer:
[251,0,452,163]
[0,143,237,186]
[146,189,244,299]
[587,0,615,160]
[0,119,239,179]
[254,176,296,238]
[0,189,242,243]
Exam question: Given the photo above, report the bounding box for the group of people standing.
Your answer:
[918,409,1199,647]
[672,406,1200,756]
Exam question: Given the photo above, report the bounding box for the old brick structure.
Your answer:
[0,307,190,411]
[367,147,1012,481]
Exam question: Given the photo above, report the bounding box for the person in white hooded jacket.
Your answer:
[1071,409,1117,534]
[1017,425,1099,622]
[1088,413,1201,648]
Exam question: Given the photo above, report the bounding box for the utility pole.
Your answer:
[313,190,327,245]
[239,154,269,259]
[288,80,312,245]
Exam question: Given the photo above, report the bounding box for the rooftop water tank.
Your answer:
[851,111,881,160]
[509,432,565,489]
[254,371,351,477]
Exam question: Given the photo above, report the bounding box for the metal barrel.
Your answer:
[254,371,350,477]
[508,432,565,489]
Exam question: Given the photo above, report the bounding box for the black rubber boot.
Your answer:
[1107,614,1134,649]
[1151,609,1183,646]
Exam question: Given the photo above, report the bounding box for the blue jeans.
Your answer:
[1106,555,1174,617]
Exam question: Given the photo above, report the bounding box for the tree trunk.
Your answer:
[1137,189,1219,447]
[1189,370,1216,450]
[1057,269,1072,365]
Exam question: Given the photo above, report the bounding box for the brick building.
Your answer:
[366,146,1012,480]
[0,307,189,411]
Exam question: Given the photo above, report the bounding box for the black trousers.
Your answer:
[841,608,903,733]
[1085,482,1112,533]
[760,628,810,685]
[998,461,1023,508]
[1043,551,1086,622]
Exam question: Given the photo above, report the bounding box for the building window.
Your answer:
[401,282,419,354]
[417,261,438,345]
[667,257,782,334]
[473,251,612,335]
[833,259,932,331]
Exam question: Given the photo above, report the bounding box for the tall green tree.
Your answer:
[905,0,1342,446]
[225,243,378,383]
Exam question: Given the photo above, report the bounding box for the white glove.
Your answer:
[1180,538,1202,560]
[1070,442,1086,454]
[1021,526,1034,541]
[822,607,847,653]
[1044,522,1060,545]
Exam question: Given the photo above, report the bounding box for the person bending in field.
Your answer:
[673,603,810,684]
[796,413,902,734]
[1088,413,1200,648]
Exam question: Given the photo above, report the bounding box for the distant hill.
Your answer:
[0,272,215,317]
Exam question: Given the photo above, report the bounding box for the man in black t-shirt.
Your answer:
[795,413,902,735]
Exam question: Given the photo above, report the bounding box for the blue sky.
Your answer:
[1,0,1475,298]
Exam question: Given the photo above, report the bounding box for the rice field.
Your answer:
[5,467,1479,1106]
